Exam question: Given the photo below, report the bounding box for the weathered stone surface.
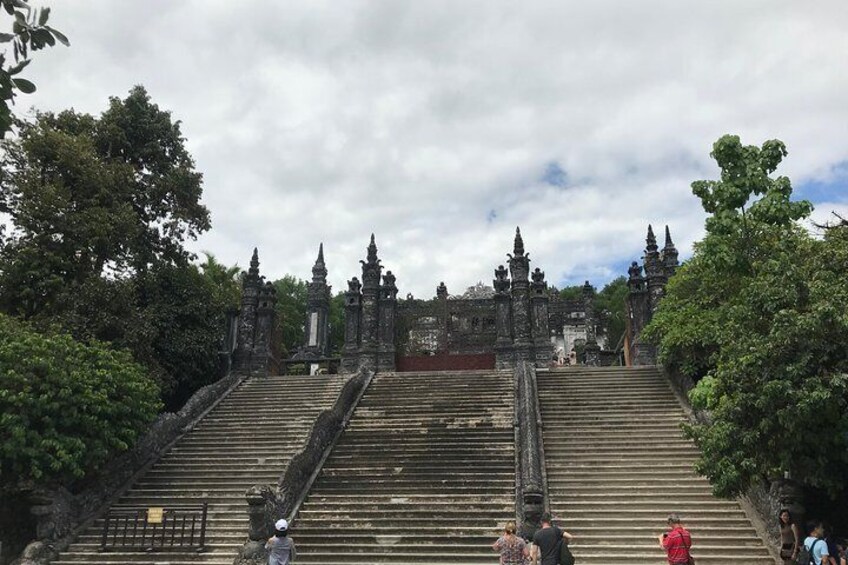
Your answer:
[625,225,678,366]
[234,369,372,565]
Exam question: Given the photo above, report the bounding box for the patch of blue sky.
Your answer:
[795,161,848,203]
[541,161,568,188]
[486,209,498,223]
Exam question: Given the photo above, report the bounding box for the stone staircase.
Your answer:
[537,366,775,565]
[52,373,349,565]
[291,370,514,564]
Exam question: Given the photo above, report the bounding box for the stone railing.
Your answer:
[514,361,546,537]
[234,368,373,565]
[13,371,247,565]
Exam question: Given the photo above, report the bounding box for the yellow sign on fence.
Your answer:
[147,507,164,524]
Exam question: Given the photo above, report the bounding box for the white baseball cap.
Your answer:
[275,519,288,531]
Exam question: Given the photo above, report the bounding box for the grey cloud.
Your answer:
[13,0,848,296]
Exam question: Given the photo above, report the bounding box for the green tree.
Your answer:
[595,276,627,350]
[0,313,160,492]
[557,284,583,301]
[0,88,226,410]
[0,87,210,319]
[198,252,241,312]
[272,275,307,356]
[645,135,848,499]
[0,1,68,137]
[328,292,345,354]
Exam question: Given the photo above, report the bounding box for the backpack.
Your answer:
[558,539,575,565]
[796,539,820,565]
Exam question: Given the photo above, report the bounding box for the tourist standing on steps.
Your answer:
[658,513,692,564]
[493,521,530,565]
[266,518,296,565]
[803,521,830,565]
[531,512,574,565]
[779,508,801,564]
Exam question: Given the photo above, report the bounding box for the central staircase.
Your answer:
[537,366,775,565]
[52,373,348,565]
[292,370,514,564]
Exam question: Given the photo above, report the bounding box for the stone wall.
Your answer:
[11,372,245,565]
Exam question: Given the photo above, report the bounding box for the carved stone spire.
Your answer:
[646,224,658,254]
[644,224,661,278]
[366,233,378,265]
[662,225,679,276]
[248,247,260,279]
[312,242,327,283]
[514,226,525,257]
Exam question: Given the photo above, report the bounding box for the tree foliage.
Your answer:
[595,276,627,350]
[0,313,160,492]
[645,135,848,498]
[0,0,68,137]
[0,88,226,409]
[273,275,308,356]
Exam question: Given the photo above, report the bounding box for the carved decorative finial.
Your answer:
[628,261,643,281]
[646,224,657,251]
[366,233,378,264]
[248,247,260,277]
[312,242,327,282]
[664,225,674,248]
[347,277,362,294]
[436,281,448,299]
[582,280,594,297]
[493,265,510,293]
[514,226,525,256]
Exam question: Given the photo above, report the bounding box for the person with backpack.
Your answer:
[657,513,693,564]
[531,512,574,565]
[801,521,831,565]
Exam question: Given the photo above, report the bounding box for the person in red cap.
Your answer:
[658,513,692,564]
[265,518,296,565]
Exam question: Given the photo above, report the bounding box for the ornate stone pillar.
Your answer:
[644,224,667,314]
[341,277,362,373]
[358,234,382,372]
[436,281,449,353]
[493,265,513,369]
[626,260,655,366]
[234,248,261,374]
[530,268,552,367]
[377,271,398,372]
[251,281,277,376]
[301,243,331,358]
[582,281,601,367]
[509,228,532,363]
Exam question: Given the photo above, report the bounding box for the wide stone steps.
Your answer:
[538,366,776,565]
[292,370,514,564]
[51,374,348,565]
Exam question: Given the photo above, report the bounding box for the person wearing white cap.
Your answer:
[265,518,296,564]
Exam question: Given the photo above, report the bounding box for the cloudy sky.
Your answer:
[18,1,848,297]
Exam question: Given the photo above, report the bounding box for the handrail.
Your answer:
[236,367,373,563]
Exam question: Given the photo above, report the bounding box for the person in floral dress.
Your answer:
[493,521,530,565]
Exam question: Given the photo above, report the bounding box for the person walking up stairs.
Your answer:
[537,366,775,564]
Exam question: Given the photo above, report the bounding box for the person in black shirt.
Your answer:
[531,512,574,565]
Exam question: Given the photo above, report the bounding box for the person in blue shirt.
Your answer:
[804,521,831,565]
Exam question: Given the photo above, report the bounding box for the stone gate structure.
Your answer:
[624,224,679,365]
[339,228,558,372]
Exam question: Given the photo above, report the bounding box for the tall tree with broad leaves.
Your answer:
[645,135,848,505]
[0,86,210,319]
